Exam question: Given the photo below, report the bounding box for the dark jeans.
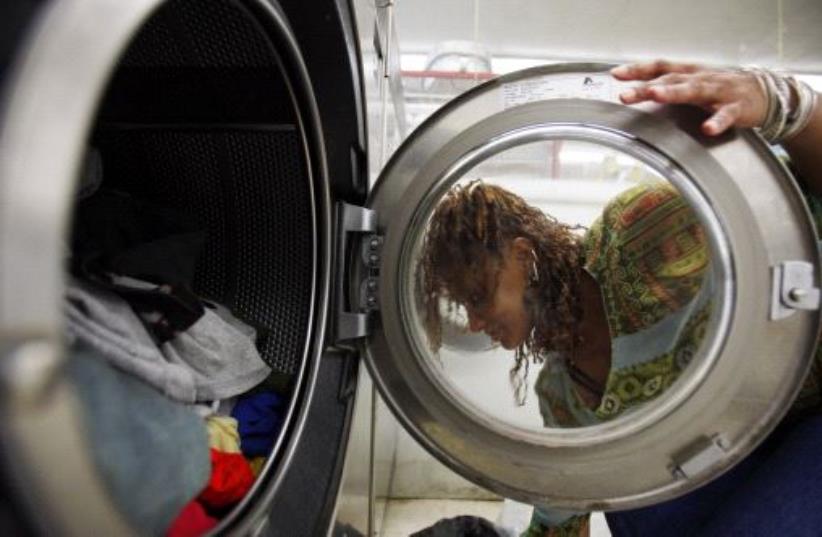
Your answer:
[606,413,822,537]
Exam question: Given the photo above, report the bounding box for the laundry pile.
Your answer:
[166,389,286,536]
[65,179,288,537]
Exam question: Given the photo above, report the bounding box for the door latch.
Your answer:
[670,434,729,480]
[770,261,821,320]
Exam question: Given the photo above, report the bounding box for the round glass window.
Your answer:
[403,133,723,434]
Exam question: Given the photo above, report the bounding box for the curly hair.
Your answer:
[419,180,586,404]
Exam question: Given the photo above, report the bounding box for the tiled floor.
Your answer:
[378,499,612,536]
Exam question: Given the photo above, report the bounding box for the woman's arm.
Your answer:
[783,101,822,195]
[611,60,822,195]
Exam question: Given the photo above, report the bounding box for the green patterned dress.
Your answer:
[537,181,712,429]
[527,181,713,535]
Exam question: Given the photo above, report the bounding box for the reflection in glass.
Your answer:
[415,140,713,430]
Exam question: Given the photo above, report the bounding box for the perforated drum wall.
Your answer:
[88,0,318,374]
[96,128,314,373]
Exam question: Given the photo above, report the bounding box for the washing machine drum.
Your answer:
[0,0,361,535]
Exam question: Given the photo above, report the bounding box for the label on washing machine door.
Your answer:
[501,73,618,108]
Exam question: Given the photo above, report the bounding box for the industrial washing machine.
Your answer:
[2,1,820,535]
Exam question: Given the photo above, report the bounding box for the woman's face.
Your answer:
[460,238,534,350]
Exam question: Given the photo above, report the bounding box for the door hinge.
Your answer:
[359,234,383,313]
[335,202,380,342]
[770,261,821,320]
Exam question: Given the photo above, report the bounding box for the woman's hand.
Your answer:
[611,59,822,196]
[610,60,768,137]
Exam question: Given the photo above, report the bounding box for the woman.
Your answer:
[421,179,712,429]
[420,61,822,536]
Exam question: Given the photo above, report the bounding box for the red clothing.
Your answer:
[198,448,255,509]
[166,501,217,537]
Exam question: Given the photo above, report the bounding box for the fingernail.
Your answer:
[611,66,628,76]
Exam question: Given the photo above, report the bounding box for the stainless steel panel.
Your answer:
[334,367,375,535]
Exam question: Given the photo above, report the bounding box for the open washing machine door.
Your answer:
[347,64,822,511]
[0,0,366,535]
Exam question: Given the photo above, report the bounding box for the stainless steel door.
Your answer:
[356,64,821,510]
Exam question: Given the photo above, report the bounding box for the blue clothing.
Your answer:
[66,344,210,536]
[231,391,284,457]
[606,413,822,537]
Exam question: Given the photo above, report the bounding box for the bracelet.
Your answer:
[742,67,779,140]
[743,66,818,144]
[782,76,818,141]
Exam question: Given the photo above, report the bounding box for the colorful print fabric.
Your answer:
[535,181,712,429]
[530,182,712,533]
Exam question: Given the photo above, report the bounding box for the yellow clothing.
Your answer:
[205,416,241,453]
